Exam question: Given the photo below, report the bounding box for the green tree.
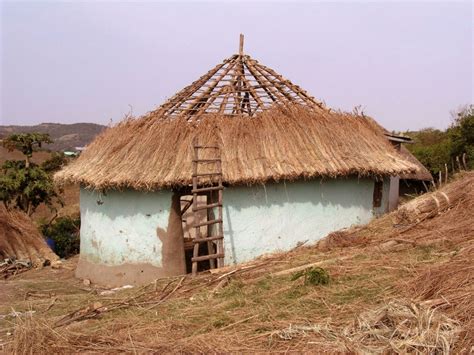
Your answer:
[0,133,61,215]
[41,152,69,173]
[406,128,452,175]
[2,133,52,168]
[448,105,474,169]
[406,105,474,175]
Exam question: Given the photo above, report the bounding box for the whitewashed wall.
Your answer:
[77,177,388,284]
[221,177,380,264]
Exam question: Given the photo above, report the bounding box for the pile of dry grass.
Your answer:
[0,205,58,268]
[319,172,474,351]
[344,300,460,353]
[55,105,418,190]
[408,245,473,352]
[9,315,130,354]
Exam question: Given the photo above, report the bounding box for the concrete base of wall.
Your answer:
[75,257,177,287]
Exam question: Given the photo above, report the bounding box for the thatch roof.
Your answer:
[55,41,421,190]
[55,105,419,190]
[398,145,433,181]
[0,206,58,266]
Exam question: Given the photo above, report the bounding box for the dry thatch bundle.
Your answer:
[408,245,474,352]
[0,205,58,267]
[343,300,460,354]
[396,171,474,224]
[55,105,418,190]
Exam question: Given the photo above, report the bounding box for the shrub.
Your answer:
[291,266,330,286]
[41,216,80,258]
[41,152,69,173]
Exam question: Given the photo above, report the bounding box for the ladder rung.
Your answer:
[193,159,220,163]
[192,253,225,262]
[192,172,222,177]
[193,219,222,228]
[192,186,223,193]
[192,235,224,243]
[194,145,219,149]
[193,202,221,211]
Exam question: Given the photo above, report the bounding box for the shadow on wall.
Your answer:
[86,189,171,220]
[223,176,375,211]
[224,204,237,264]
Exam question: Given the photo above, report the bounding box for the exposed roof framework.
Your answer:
[155,35,324,119]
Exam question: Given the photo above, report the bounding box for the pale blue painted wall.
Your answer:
[80,188,172,267]
[221,177,378,264]
[79,177,387,269]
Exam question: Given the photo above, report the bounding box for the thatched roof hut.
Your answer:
[55,36,421,286]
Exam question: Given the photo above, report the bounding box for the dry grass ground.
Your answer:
[1,173,472,354]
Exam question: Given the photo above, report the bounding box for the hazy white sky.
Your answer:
[1,1,472,130]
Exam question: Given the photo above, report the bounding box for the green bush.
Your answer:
[41,216,80,258]
[291,266,330,286]
[404,105,474,174]
[41,152,69,173]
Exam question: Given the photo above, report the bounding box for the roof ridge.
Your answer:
[151,51,325,120]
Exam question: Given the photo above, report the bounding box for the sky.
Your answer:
[0,1,472,131]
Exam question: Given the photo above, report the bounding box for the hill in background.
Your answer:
[0,122,106,152]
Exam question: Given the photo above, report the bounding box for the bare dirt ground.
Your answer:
[1,173,472,353]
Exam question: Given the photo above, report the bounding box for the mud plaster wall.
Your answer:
[220,177,387,265]
[77,177,389,286]
[76,188,185,286]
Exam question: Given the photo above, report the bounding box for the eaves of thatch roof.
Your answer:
[398,145,433,181]
[55,105,420,190]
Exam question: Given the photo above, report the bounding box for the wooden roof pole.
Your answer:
[159,59,232,116]
[239,34,244,55]
[231,34,245,115]
[185,59,238,114]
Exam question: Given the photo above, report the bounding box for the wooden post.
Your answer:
[239,34,244,56]
[192,137,200,276]
[206,192,216,270]
[438,171,442,187]
[456,156,462,171]
[462,153,467,170]
[216,151,224,268]
[422,180,429,193]
[445,163,448,183]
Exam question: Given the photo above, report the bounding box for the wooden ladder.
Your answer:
[191,139,225,275]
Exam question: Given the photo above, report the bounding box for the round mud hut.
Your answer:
[55,37,419,286]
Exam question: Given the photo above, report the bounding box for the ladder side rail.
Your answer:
[216,153,225,268]
[191,138,200,275]
[206,191,216,269]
